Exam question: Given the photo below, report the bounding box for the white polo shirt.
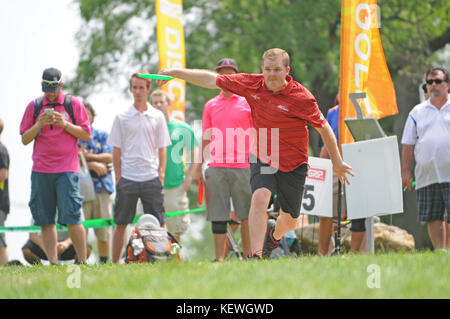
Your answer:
[108,104,171,182]
[401,96,450,189]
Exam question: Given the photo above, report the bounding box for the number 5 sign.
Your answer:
[299,157,333,217]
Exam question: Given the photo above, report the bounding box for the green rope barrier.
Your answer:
[0,207,206,233]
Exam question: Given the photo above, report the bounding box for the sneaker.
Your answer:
[262,219,280,259]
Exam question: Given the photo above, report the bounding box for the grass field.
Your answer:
[1,250,448,299]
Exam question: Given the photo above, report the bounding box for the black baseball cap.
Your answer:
[41,67,62,93]
[215,58,239,73]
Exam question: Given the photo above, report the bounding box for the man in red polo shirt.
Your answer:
[159,48,353,259]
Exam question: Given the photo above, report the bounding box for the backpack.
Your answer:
[33,94,76,125]
[125,223,180,264]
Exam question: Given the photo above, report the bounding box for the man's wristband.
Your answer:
[64,122,69,130]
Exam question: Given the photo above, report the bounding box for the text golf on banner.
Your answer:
[338,0,398,146]
[156,0,186,121]
[299,157,333,218]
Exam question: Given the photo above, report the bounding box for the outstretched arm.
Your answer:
[158,68,219,89]
[315,122,354,184]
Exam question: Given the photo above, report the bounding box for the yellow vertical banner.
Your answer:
[339,0,398,146]
[156,0,186,121]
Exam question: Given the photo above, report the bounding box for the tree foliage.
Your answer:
[380,0,450,74]
[69,0,450,131]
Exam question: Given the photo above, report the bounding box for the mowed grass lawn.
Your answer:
[1,251,448,299]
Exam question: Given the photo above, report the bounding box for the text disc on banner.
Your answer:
[299,157,333,217]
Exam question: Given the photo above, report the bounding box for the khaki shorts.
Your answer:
[82,189,112,241]
[205,167,251,222]
[164,184,190,238]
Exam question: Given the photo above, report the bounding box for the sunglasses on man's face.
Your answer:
[42,79,61,86]
[426,79,446,85]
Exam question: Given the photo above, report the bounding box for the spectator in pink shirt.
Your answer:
[199,58,253,261]
[20,68,91,265]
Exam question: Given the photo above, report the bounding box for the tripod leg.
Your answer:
[335,181,343,255]
[226,230,242,260]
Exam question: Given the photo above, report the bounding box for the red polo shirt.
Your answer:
[216,73,326,172]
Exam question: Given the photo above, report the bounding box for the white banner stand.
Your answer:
[299,157,333,217]
[342,136,403,219]
[342,136,404,252]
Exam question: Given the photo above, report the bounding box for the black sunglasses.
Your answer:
[426,79,446,85]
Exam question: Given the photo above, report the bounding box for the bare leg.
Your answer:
[350,231,366,253]
[76,245,92,263]
[97,240,110,260]
[111,224,128,263]
[444,216,450,250]
[0,246,8,265]
[318,217,333,256]
[428,220,445,249]
[67,224,87,263]
[273,209,299,241]
[41,224,58,264]
[249,188,271,256]
[239,218,251,259]
[213,233,228,261]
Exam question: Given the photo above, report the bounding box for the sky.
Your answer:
[0,0,129,263]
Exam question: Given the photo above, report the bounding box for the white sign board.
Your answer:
[342,136,403,219]
[300,157,333,217]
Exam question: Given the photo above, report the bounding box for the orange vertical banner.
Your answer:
[156,0,186,121]
[339,0,398,146]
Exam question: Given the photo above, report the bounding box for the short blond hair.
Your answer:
[150,89,172,104]
[129,70,152,89]
[262,48,290,68]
